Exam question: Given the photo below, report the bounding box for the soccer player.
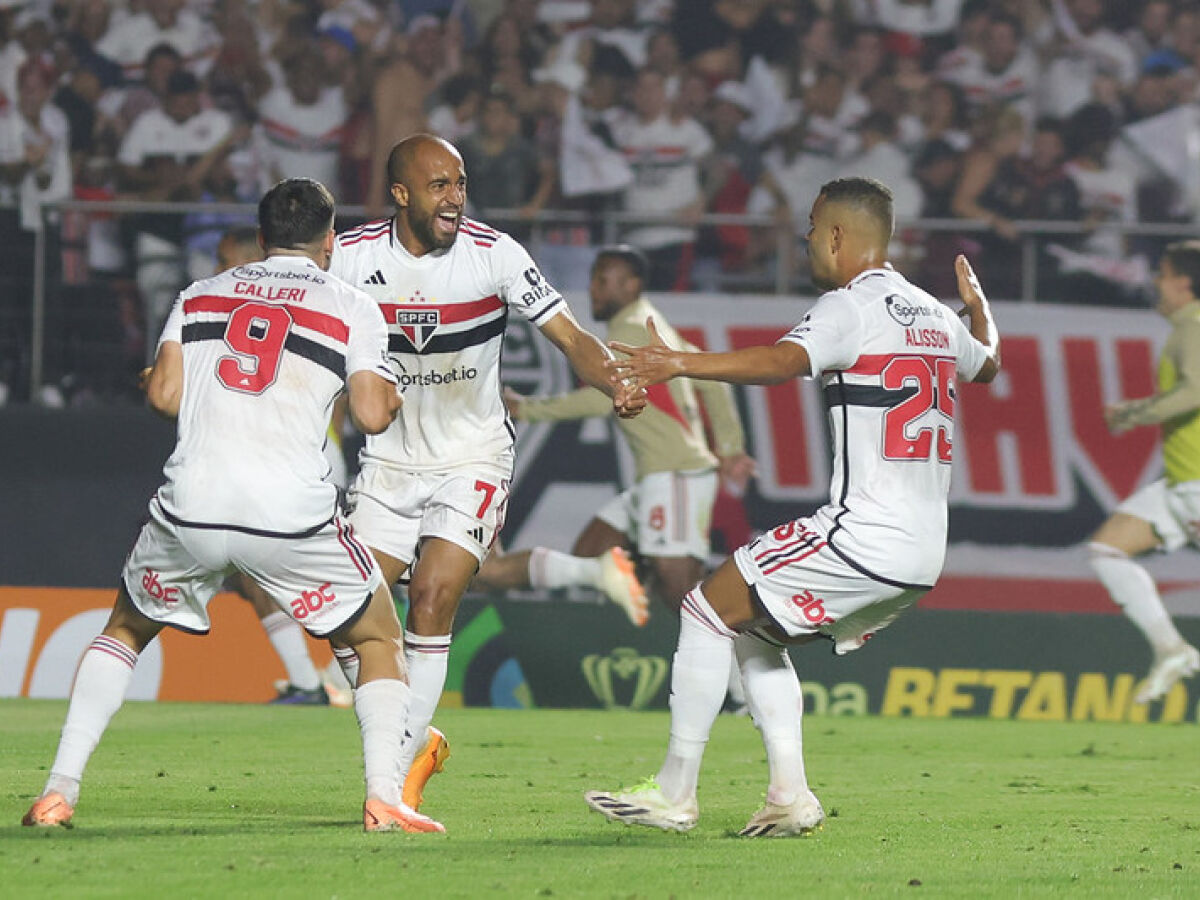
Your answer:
[1087,241,1200,703]
[478,244,754,631]
[585,177,1001,837]
[328,134,644,809]
[23,178,442,834]
[213,225,350,706]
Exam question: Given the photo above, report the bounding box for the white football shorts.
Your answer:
[122,498,382,637]
[596,468,717,561]
[1116,477,1200,552]
[733,516,926,654]
[348,459,512,566]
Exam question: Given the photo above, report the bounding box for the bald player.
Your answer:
[328,134,645,812]
[585,177,1001,837]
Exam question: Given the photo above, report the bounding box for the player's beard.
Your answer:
[413,206,460,251]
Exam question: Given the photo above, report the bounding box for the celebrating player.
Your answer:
[1087,241,1200,703]
[23,179,442,835]
[328,134,644,810]
[585,177,1000,836]
[480,244,753,632]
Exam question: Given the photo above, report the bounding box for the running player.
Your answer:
[1087,241,1200,703]
[23,178,442,834]
[585,177,1001,837]
[479,245,753,631]
[328,134,644,810]
[214,225,349,706]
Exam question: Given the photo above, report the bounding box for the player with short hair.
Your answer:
[585,177,1001,836]
[1087,241,1200,703]
[328,134,644,810]
[23,178,443,834]
[479,244,753,630]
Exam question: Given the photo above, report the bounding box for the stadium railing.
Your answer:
[16,199,1199,400]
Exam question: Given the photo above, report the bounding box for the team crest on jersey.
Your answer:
[397,309,440,351]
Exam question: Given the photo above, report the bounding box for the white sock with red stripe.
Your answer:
[656,587,736,806]
[260,611,322,691]
[397,631,451,778]
[734,633,809,806]
[333,646,360,689]
[1088,542,1187,655]
[353,677,410,805]
[43,635,139,806]
[528,547,602,590]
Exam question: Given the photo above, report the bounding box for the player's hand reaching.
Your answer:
[607,318,686,388]
[719,453,758,495]
[954,254,987,316]
[612,379,647,419]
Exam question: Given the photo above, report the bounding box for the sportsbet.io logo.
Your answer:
[885,294,936,327]
[582,647,668,710]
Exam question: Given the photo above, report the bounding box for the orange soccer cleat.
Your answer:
[363,798,445,833]
[22,792,74,827]
[402,726,450,810]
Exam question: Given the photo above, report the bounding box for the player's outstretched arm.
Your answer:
[347,371,402,435]
[540,309,646,419]
[608,318,810,387]
[955,254,1001,384]
[145,341,184,419]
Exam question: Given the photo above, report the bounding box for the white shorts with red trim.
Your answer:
[347,459,512,566]
[122,499,382,637]
[1116,477,1200,553]
[596,468,717,560]
[732,516,926,654]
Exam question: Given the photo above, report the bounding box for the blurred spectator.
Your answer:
[912,138,970,298]
[951,105,1029,296]
[117,69,233,359]
[458,88,553,231]
[695,79,780,287]
[367,13,461,212]
[1125,63,1183,122]
[789,13,838,95]
[834,111,922,221]
[429,73,483,142]
[943,12,1039,125]
[857,0,965,40]
[317,0,394,57]
[798,66,867,158]
[612,67,713,291]
[558,0,646,72]
[644,26,684,99]
[913,80,972,154]
[205,1,272,118]
[98,43,182,142]
[95,0,218,83]
[1040,0,1138,118]
[1124,0,1173,64]
[0,58,72,404]
[259,43,348,190]
[1053,102,1142,304]
[472,11,540,118]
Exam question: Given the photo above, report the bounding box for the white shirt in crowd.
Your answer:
[96,8,218,82]
[613,112,713,250]
[258,84,348,190]
[118,105,233,168]
[0,101,72,231]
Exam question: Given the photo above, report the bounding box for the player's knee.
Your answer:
[406,577,461,631]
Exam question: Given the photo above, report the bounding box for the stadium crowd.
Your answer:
[1,0,1198,403]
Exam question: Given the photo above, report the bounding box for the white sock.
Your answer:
[528,547,602,590]
[353,678,410,806]
[333,646,360,689]
[44,635,139,805]
[398,631,450,778]
[261,611,321,691]
[734,633,808,806]
[1088,542,1185,656]
[656,587,736,806]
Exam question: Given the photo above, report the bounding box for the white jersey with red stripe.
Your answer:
[156,254,395,535]
[779,266,989,588]
[330,216,566,471]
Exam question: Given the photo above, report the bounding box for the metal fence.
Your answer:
[12,199,1199,401]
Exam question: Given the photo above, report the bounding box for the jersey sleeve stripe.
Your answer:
[527,296,565,325]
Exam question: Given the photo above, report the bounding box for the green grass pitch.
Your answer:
[2,700,1197,898]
